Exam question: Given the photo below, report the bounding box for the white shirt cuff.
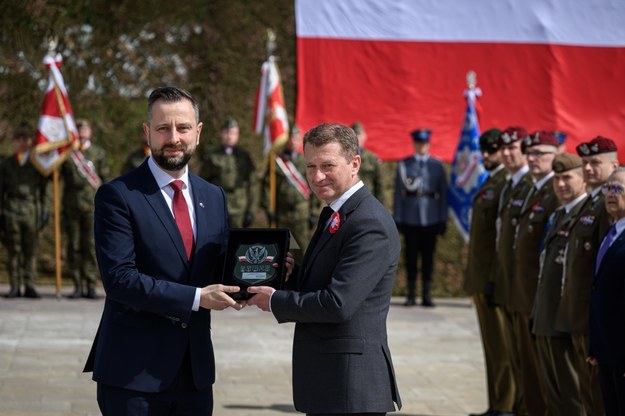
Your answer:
[192,287,201,311]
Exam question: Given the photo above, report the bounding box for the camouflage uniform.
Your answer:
[358,148,384,203]
[200,145,258,228]
[0,152,48,297]
[121,144,150,174]
[61,143,110,297]
[262,150,312,261]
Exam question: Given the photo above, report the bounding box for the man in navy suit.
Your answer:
[589,167,625,416]
[248,123,402,415]
[83,86,243,416]
[393,128,448,307]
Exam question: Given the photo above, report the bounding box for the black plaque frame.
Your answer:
[221,228,290,300]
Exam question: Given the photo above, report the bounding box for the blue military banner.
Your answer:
[448,72,487,242]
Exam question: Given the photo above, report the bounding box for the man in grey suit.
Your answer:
[248,123,402,415]
[393,128,448,307]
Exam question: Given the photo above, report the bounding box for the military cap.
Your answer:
[552,152,583,173]
[75,119,90,129]
[576,136,618,156]
[497,126,528,147]
[289,124,301,135]
[411,128,431,142]
[222,117,239,129]
[522,130,559,152]
[552,130,567,144]
[13,126,31,139]
[479,128,502,154]
[351,122,364,134]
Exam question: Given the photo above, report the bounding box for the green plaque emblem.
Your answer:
[233,243,278,284]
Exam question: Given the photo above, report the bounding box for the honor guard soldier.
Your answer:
[393,128,448,307]
[351,122,384,202]
[510,130,560,415]
[0,126,49,298]
[464,129,518,416]
[555,137,619,416]
[262,125,313,260]
[122,130,151,174]
[531,152,588,415]
[493,126,534,415]
[61,119,110,299]
[200,118,258,228]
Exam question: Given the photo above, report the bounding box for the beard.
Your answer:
[151,144,194,172]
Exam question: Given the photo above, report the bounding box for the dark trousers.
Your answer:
[598,363,625,416]
[97,351,213,416]
[402,224,438,300]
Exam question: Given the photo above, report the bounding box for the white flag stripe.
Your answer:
[296,0,625,47]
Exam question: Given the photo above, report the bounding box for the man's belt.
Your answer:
[405,191,440,199]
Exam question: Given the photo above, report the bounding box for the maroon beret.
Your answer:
[522,130,560,152]
[576,136,618,156]
[497,126,528,148]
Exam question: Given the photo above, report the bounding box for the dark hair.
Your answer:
[303,123,358,161]
[13,125,31,139]
[147,87,199,124]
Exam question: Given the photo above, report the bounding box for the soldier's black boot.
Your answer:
[422,281,435,307]
[83,282,98,299]
[404,280,416,306]
[68,282,82,299]
[4,285,20,298]
[23,286,41,299]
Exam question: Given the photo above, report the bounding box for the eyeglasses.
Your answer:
[525,150,555,157]
[601,183,625,195]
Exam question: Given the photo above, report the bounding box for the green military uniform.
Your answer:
[464,164,516,412]
[61,143,110,298]
[0,152,48,298]
[531,193,588,415]
[556,189,610,416]
[122,144,150,174]
[495,166,533,413]
[358,148,384,203]
[200,145,258,228]
[510,175,558,416]
[262,150,312,261]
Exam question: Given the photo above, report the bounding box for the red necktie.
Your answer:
[170,180,194,260]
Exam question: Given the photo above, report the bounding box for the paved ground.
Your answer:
[0,284,487,416]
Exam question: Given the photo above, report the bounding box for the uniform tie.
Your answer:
[170,180,194,260]
[595,223,617,274]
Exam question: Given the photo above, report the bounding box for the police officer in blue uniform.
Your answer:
[394,128,448,307]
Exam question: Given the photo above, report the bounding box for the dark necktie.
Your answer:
[170,180,194,260]
[595,223,617,274]
[308,206,334,251]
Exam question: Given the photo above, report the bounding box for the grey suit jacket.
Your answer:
[271,186,402,414]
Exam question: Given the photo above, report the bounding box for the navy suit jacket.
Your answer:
[83,160,229,392]
[589,228,625,367]
[271,186,402,414]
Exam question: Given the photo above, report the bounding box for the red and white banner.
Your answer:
[295,0,625,162]
[254,56,289,153]
[31,54,79,176]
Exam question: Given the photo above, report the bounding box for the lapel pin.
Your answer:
[199,202,205,208]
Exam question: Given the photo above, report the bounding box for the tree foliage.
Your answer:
[0,0,296,173]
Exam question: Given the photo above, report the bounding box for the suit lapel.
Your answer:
[301,187,369,284]
[137,163,191,270]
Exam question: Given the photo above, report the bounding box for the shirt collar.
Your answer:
[509,165,529,187]
[562,192,587,213]
[329,180,364,212]
[534,171,555,191]
[489,164,504,177]
[147,156,190,190]
[613,217,625,241]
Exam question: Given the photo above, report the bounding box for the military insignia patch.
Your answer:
[579,215,595,225]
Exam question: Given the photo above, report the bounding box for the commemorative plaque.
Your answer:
[221,228,290,300]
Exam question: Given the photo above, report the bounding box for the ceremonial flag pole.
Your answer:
[253,29,289,228]
[31,39,80,298]
[448,71,487,242]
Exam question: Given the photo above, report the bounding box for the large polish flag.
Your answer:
[295,0,625,162]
